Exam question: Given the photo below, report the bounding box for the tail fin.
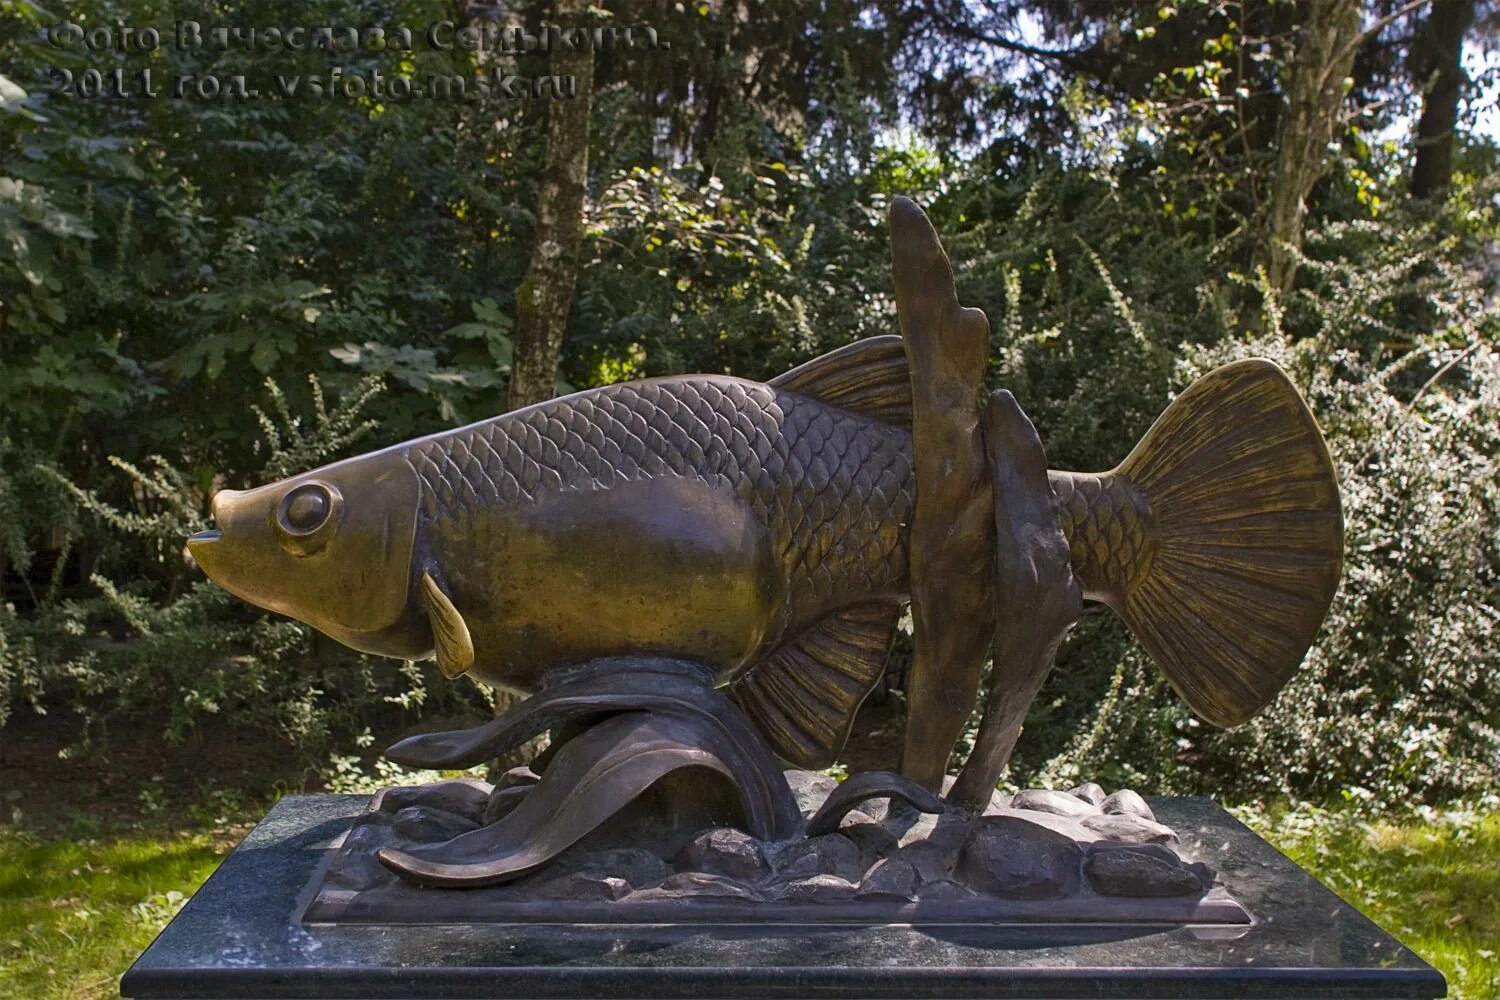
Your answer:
[1052,359,1343,727]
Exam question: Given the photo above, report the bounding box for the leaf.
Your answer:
[40,208,96,240]
[486,334,512,367]
[443,322,495,340]
[249,339,280,374]
[472,297,511,329]
[0,74,28,114]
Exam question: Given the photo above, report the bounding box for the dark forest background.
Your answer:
[1,0,1497,806]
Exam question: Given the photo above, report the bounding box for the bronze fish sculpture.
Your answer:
[187,337,1342,769]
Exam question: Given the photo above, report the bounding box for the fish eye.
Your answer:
[274,482,342,555]
[282,486,329,533]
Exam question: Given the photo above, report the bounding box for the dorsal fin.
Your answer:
[730,603,900,769]
[769,336,912,428]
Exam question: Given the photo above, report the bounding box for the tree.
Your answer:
[1260,0,1365,294]
[1409,0,1476,199]
[507,0,598,410]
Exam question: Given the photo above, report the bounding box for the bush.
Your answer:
[1004,195,1500,806]
[0,377,480,755]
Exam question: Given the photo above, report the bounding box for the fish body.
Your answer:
[190,339,921,766]
[189,337,1341,767]
[401,373,914,692]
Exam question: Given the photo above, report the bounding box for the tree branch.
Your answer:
[1348,0,1432,59]
[930,9,1094,76]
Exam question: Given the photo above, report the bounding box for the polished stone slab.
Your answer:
[121,793,1447,999]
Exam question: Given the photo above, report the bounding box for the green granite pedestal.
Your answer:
[121,794,1446,999]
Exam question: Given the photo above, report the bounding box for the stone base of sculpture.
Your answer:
[121,792,1445,1000]
[303,773,1248,926]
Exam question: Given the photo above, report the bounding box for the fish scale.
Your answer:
[1050,470,1156,606]
[403,377,915,626]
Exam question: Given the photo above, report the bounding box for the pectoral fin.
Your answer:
[421,571,474,680]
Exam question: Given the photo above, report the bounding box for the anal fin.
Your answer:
[730,603,899,769]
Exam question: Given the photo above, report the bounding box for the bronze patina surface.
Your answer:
[304,768,1254,923]
[187,196,1343,894]
[888,197,1000,794]
[190,342,916,770]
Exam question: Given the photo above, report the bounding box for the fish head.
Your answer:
[186,454,421,652]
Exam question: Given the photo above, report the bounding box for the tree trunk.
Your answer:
[507,0,595,410]
[1260,0,1363,296]
[1409,0,1474,200]
[490,0,595,773]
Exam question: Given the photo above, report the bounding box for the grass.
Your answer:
[1239,797,1500,999]
[0,822,232,999]
[1,795,1495,999]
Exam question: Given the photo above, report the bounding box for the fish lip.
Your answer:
[187,529,221,548]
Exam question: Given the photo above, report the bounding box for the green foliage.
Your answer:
[0,376,473,753]
[569,127,953,388]
[0,0,527,488]
[1004,192,1500,807]
[250,376,384,481]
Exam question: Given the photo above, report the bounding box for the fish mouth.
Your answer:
[185,528,233,590]
[187,529,221,548]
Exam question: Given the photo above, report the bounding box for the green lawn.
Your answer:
[1,798,1495,999]
[1238,798,1500,1000]
[0,823,229,998]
